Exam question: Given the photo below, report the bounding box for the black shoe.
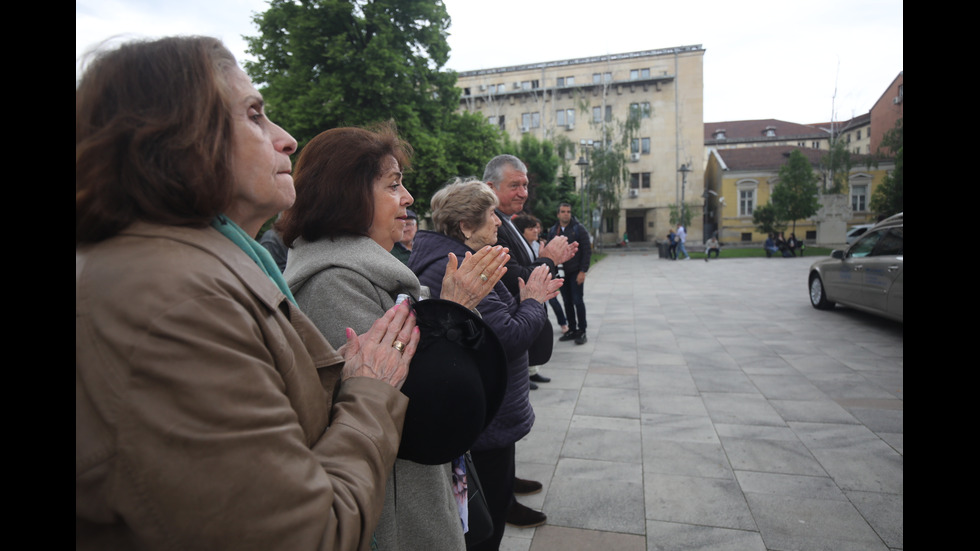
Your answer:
[558,330,576,342]
[529,374,551,383]
[529,382,538,390]
[513,477,543,496]
[506,501,547,528]
[574,331,587,345]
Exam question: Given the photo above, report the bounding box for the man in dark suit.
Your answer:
[483,155,577,298]
[482,154,576,530]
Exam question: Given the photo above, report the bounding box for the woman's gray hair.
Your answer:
[482,154,527,188]
[431,178,500,244]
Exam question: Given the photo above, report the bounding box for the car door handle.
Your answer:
[887,265,900,272]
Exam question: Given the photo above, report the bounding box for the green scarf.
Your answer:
[211,215,296,305]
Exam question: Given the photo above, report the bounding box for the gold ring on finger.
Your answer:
[392,340,406,352]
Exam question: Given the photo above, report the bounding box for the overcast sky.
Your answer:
[76,0,903,124]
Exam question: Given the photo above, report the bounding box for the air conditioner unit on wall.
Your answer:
[629,189,639,198]
[630,153,640,162]
[521,125,530,133]
[566,123,575,131]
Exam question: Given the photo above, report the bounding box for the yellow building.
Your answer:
[704,146,894,245]
[455,45,705,245]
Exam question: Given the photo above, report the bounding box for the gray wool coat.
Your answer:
[284,234,465,551]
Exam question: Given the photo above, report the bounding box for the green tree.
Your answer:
[820,137,853,194]
[867,118,902,218]
[869,145,903,217]
[244,0,498,216]
[772,149,821,234]
[576,94,642,241]
[752,203,785,236]
[669,203,699,228]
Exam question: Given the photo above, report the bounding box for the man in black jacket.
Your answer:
[549,203,591,344]
[482,154,576,530]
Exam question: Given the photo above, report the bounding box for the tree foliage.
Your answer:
[244,0,499,216]
[870,146,903,217]
[869,118,903,217]
[752,203,785,235]
[772,149,821,233]
[820,137,853,194]
[576,93,642,238]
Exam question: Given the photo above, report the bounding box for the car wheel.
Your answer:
[809,273,834,310]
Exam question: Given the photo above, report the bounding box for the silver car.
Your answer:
[808,213,903,322]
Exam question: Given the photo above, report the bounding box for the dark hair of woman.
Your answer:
[76,36,238,244]
[277,122,413,247]
[511,213,541,234]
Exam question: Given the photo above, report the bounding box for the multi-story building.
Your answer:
[870,71,903,155]
[455,45,705,245]
[704,146,894,245]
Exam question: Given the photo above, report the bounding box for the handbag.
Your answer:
[463,452,493,547]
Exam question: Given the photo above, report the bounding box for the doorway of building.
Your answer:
[626,215,645,243]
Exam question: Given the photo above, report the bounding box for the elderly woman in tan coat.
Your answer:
[75,36,477,550]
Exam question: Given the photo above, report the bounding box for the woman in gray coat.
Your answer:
[281,124,508,549]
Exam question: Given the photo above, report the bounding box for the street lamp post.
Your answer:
[577,139,593,227]
[677,163,691,227]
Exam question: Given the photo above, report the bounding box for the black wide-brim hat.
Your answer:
[397,299,507,465]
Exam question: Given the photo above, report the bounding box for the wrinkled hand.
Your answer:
[540,235,579,265]
[440,245,509,309]
[340,301,419,390]
[518,264,562,304]
[576,271,587,285]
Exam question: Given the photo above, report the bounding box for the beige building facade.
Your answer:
[456,45,705,245]
[704,146,894,245]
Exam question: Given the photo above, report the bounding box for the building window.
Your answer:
[630,138,649,154]
[737,180,758,217]
[556,77,564,87]
[520,112,540,130]
[592,106,601,123]
[629,102,651,120]
[851,184,868,211]
[593,73,601,84]
[629,68,651,80]
[812,141,820,149]
[605,105,612,122]
[857,130,862,140]
[629,172,651,189]
[463,87,470,96]
[557,108,575,127]
[740,190,755,216]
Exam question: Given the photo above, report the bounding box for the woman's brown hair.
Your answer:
[76,36,238,244]
[277,122,413,247]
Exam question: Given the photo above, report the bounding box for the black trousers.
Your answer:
[467,444,516,551]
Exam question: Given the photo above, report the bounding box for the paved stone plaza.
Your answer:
[500,251,903,551]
